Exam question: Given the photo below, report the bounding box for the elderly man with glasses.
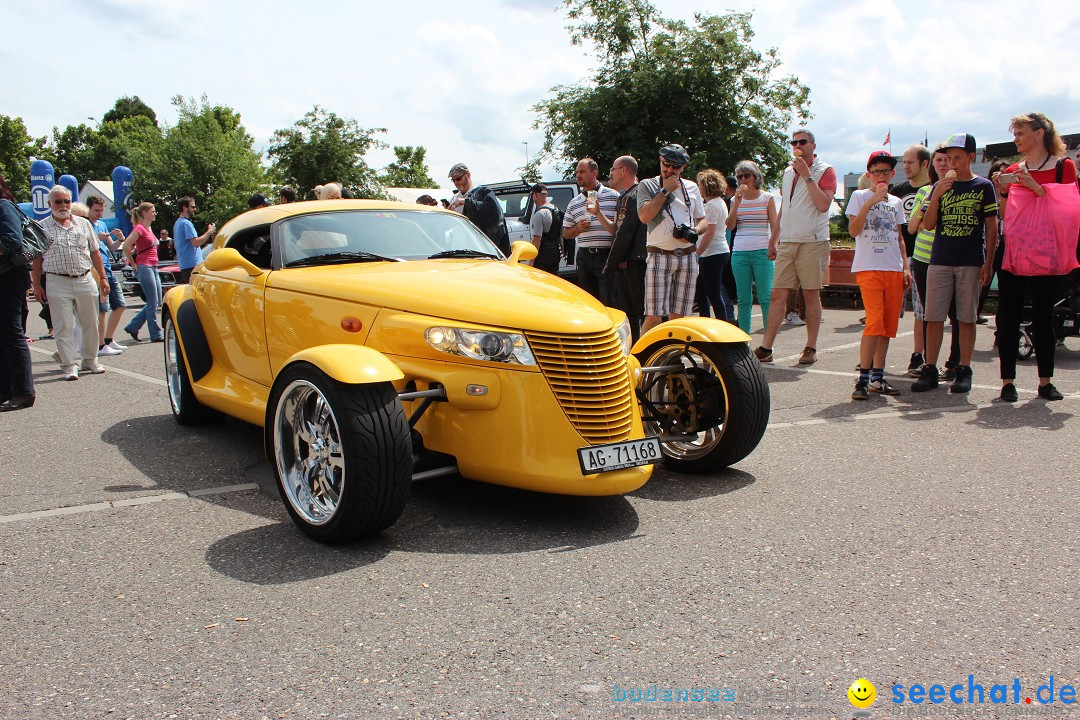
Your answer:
[754,129,838,365]
[32,186,110,380]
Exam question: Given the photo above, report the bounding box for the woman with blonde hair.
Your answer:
[694,169,733,321]
[121,201,163,342]
[315,183,342,200]
[725,160,778,333]
[993,112,1079,401]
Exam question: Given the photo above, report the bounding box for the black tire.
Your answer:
[636,342,770,473]
[267,363,411,543]
[164,313,220,425]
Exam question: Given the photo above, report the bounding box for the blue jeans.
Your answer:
[698,253,734,322]
[126,264,162,340]
[731,249,774,334]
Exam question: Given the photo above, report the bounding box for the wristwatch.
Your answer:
[660,187,670,196]
[803,176,814,185]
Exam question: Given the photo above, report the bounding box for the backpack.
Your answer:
[0,200,52,275]
[462,185,510,255]
[537,204,564,249]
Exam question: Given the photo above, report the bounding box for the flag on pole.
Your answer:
[882,130,891,146]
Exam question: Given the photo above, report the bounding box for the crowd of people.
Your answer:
[2,112,1079,413]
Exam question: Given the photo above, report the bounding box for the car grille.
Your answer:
[525,329,634,444]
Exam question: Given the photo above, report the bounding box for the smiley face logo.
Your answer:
[848,678,876,709]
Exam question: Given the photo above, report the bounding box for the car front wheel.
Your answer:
[269,364,411,543]
[637,342,770,473]
[164,314,219,425]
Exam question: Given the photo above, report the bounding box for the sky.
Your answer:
[4,0,1079,192]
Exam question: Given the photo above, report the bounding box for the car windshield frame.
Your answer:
[273,209,504,268]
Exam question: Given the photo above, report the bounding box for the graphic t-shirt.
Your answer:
[889,179,927,258]
[929,177,998,266]
[910,185,934,263]
[700,197,730,257]
[846,190,906,272]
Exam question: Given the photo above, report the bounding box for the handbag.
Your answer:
[0,200,53,273]
[1003,183,1080,277]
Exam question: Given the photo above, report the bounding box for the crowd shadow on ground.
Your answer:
[102,414,646,584]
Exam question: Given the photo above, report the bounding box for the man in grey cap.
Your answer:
[447,162,510,254]
[637,144,706,333]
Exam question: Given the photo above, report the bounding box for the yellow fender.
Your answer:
[161,282,195,319]
[632,316,750,357]
[283,344,404,385]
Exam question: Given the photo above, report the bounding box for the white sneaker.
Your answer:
[785,311,806,326]
[106,341,126,352]
[62,367,79,381]
[98,344,123,357]
[80,364,106,375]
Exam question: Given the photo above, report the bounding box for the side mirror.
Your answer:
[507,240,538,264]
[201,248,263,277]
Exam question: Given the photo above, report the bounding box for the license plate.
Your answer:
[578,437,662,475]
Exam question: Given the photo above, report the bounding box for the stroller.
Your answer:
[1019,268,1080,359]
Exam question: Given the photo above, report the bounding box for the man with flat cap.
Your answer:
[447,162,510,254]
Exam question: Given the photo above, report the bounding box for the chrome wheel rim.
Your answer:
[165,320,182,415]
[274,379,345,526]
[642,346,728,461]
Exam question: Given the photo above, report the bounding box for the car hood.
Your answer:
[265,260,615,333]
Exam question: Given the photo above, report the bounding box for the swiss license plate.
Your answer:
[578,437,662,475]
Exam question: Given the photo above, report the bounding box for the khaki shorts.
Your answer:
[925,265,980,323]
[773,241,830,291]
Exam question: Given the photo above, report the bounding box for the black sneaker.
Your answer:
[976,315,989,325]
[950,365,973,394]
[869,379,901,396]
[907,352,924,375]
[851,381,869,400]
[1038,383,1064,401]
[911,364,939,392]
[1000,383,1018,402]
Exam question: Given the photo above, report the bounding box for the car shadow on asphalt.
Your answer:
[629,467,754,501]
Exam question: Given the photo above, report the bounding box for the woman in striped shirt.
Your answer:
[726,160,778,334]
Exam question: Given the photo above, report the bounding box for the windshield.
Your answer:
[277,209,502,267]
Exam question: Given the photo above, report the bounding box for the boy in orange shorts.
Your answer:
[846,151,913,399]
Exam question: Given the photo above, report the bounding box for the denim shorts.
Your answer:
[99,272,127,313]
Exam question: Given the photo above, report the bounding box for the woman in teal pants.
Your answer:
[726,160,778,333]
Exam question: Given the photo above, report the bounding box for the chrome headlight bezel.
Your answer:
[614,318,633,357]
[425,327,537,366]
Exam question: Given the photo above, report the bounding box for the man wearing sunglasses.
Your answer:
[637,143,706,334]
[755,129,837,365]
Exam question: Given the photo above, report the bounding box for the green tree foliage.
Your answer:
[268,106,387,199]
[534,1,811,185]
[49,123,101,183]
[0,115,48,201]
[379,145,438,188]
[136,96,266,231]
[102,95,158,127]
[48,117,164,186]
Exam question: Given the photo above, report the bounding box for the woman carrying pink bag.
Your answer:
[993,112,1080,402]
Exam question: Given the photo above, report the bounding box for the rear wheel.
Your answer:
[164,313,219,425]
[637,342,770,473]
[269,364,411,542]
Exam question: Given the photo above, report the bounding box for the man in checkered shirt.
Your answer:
[32,186,110,380]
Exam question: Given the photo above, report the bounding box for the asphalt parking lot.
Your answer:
[1,302,1077,720]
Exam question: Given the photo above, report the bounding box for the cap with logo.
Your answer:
[943,133,977,153]
[866,150,897,169]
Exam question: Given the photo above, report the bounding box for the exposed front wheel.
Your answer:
[164,313,219,425]
[268,364,411,543]
[637,342,770,473]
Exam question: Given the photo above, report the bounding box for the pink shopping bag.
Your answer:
[1003,183,1080,276]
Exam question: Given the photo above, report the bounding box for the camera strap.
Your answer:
[662,179,693,228]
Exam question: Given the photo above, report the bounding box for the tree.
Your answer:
[0,115,49,201]
[534,1,811,185]
[268,106,387,200]
[102,95,158,127]
[49,123,103,182]
[136,96,266,230]
[379,146,438,188]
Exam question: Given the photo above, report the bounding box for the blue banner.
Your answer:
[112,166,134,236]
[30,160,54,221]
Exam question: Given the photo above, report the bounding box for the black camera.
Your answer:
[672,223,698,244]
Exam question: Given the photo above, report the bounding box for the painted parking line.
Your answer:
[28,345,166,386]
[0,483,261,525]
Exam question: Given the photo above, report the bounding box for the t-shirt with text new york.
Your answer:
[846,190,906,273]
[929,177,997,266]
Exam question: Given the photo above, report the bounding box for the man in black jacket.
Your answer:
[603,156,647,342]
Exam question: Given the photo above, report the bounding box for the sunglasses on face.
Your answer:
[660,160,684,169]
[736,173,752,179]
[789,138,810,146]
[451,175,467,183]
[52,199,72,205]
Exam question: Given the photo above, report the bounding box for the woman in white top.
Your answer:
[694,169,733,322]
[725,160,778,333]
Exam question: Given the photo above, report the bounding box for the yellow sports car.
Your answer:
[162,200,770,542]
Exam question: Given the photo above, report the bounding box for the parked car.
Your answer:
[490,180,580,280]
[119,259,180,300]
[161,200,770,543]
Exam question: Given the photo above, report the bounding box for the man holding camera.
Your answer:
[637,144,706,333]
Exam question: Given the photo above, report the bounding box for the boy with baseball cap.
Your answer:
[911,134,998,394]
[846,151,913,399]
